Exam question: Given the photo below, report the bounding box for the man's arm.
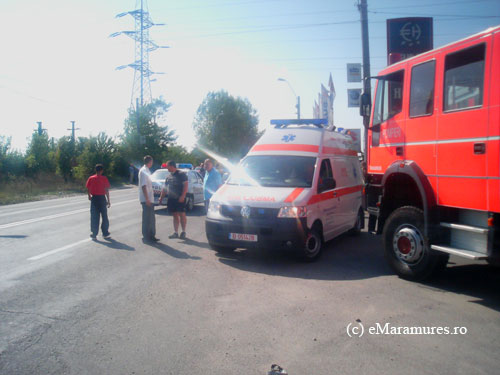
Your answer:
[179,181,188,203]
[105,188,111,208]
[87,188,92,201]
[142,185,152,206]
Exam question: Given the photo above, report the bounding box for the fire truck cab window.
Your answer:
[410,60,435,117]
[372,71,404,127]
[444,43,485,111]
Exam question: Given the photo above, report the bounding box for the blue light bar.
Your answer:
[270,118,328,127]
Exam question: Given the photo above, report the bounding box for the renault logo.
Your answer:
[241,206,251,219]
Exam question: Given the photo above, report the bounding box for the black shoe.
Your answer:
[90,234,97,239]
[103,233,111,239]
[179,232,186,239]
[169,232,179,239]
[151,237,160,242]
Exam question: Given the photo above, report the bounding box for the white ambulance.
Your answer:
[205,119,364,261]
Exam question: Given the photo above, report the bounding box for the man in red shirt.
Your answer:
[86,164,111,239]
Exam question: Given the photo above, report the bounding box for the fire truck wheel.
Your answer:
[297,226,323,262]
[383,206,441,281]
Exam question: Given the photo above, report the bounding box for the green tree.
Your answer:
[193,90,260,160]
[73,133,115,181]
[25,132,56,176]
[55,136,76,182]
[120,98,177,163]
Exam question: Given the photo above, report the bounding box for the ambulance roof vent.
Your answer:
[270,118,328,128]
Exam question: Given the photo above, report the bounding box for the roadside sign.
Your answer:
[387,17,433,63]
[347,89,362,108]
[347,63,362,83]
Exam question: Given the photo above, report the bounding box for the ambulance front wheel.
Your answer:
[297,226,323,262]
[383,206,442,281]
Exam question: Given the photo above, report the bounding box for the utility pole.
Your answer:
[296,96,301,120]
[358,0,371,155]
[35,121,46,136]
[67,121,80,142]
[110,0,169,109]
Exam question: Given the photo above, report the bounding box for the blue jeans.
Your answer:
[90,195,109,236]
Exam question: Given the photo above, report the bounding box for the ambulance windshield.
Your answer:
[228,155,316,188]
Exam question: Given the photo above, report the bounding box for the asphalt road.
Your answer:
[0,186,499,375]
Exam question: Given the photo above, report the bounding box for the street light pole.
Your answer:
[278,78,300,119]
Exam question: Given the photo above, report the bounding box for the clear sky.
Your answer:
[1,0,499,152]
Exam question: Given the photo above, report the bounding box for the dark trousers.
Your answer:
[90,195,109,236]
[141,203,156,239]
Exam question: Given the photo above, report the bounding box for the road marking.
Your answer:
[28,238,92,261]
[0,190,137,218]
[0,199,137,230]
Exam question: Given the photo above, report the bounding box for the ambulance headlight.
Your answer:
[208,201,221,214]
[277,206,307,218]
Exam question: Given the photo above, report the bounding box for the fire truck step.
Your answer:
[430,245,487,260]
[439,222,488,234]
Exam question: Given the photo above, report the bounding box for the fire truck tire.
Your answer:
[383,206,441,281]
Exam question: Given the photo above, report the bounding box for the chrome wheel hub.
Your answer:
[393,225,424,263]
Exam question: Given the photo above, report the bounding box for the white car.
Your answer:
[151,168,205,211]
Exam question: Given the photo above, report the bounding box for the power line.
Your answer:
[368,10,500,19]
[369,0,497,10]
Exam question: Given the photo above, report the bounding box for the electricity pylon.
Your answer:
[110,0,168,109]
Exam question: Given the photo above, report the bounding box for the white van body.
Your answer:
[205,119,364,260]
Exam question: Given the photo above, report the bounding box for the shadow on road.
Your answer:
[145,240,201,260]
[154,205,206,217]
[423,264,500,312]
[0,235,28,239]
[179,237,211,250]
[95,238,135,251]
[216,232,392,281]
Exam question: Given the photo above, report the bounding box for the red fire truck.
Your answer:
[364,25,500,280]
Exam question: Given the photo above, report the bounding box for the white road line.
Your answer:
[0,190,137,218]
[28,238,92,261]
[0,199,137,230]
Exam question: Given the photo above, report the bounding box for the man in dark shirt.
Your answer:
[160,160,189,239]
[86,164,111,239]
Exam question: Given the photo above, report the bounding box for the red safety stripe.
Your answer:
[284,188,304,203]
[322,147,358,156]
[307,185,363,205]
[251,144,319,153]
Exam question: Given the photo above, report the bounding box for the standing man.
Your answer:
[139,155,159,242]
[86,164,111,239]
[203,158,222,213]
[160,160,188,239]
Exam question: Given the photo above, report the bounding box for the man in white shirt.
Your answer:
[139,155,159,242]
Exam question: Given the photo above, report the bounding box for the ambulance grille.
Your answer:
[220,205,279,219]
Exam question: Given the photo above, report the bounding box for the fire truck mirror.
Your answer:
[360,92,371,120]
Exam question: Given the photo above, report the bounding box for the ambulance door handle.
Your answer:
[396,146,404,156]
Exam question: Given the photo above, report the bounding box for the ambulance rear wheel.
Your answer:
[383,206,441,281]
[350,208,364,236]
[297,226,322,262]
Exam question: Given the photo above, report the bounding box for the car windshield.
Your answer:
[227,155,316,188]
[151,170,170,181]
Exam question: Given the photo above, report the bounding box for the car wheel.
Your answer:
[383,206,442,281]
[208,242,236,253]
[297,226,322,262]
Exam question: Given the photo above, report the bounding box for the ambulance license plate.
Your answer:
[229,233,258,242]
